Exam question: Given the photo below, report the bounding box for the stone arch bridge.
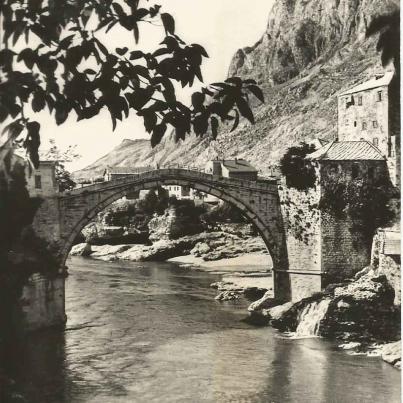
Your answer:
[23,167,331,330]
[33,168,288,273]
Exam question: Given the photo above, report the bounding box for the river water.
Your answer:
[2,257,401,403]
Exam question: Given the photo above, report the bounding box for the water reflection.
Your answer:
[0,257,400,403]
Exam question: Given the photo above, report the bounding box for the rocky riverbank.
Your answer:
[247,264,401,369]
[71,231,269,264]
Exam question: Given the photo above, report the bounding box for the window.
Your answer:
[362,121,367,130]
[34,175,42,189]
[354,121,357,127]
[373,120,378,128]
[358,95,362,105]
[352,164,359,179]
[377,91,382,102]
[373,138,379,147]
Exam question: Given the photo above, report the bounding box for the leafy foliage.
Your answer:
[0,0,264,169]
[201,202,246,224]
[366,9,400,77]
[319,176,395,244]
[42,139,80,191]
[137,187,169,215]
[279,142,316,190]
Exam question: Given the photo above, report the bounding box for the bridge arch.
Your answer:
[54,169,286,270]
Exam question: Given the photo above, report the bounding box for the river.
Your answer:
[1,256,400,403]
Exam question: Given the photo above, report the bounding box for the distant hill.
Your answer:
[74,0,399,180]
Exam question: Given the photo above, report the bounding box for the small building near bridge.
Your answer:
[103,166,152,182]
[205,159,258,181]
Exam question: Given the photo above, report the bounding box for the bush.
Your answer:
[279,142,317,190]
[319,176,395,244]
[201,202,246,224]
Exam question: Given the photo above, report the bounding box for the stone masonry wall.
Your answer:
[337,85,389,156]
[279,182,321,272]
[321,211,370,285]
[16,273,66,332]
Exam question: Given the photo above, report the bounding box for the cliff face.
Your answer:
[74,0,399,179]
[228,0,398,84]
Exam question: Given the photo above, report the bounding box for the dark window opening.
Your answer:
[373,138,379,147]
[35,175,42,189]
[373,120,378,128]
[377,91,382,102]
[358,95,363,105]
[352,164,359,179]
[354,121,357,127]
[362,121,367,130]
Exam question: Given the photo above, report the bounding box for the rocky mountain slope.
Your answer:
[74,0,399,180]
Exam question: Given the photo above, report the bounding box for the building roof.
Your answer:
[307,141,385,161]
[339,71,395,96]
[105,166,152,175]
[221,159,258,173]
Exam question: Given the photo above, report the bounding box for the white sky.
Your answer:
[35,1,274,170]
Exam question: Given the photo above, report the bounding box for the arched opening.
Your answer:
[59,172,281,270]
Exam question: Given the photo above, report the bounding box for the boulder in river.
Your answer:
[70,243,92,256]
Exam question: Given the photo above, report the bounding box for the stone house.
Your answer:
[205,159,258,181]
[25,160,58,197]
[308,140,389,283]
[337,71,400,187]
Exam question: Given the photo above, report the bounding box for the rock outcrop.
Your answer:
[70,243,92,257]
[249,264,401,358]
[148,207,204,242]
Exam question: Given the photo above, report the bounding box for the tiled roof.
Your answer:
[307,141,385,161]
[106,166,151,174]
[339,72,394,96]
[221,159,257,173]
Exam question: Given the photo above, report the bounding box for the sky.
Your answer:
[35,1,275,170]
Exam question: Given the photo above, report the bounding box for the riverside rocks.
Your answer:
[70,243,92,256]
[381,341,401,369]
[248,264,401,368]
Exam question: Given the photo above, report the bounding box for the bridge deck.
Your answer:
[63,168,278,198]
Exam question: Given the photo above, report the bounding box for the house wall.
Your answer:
[205,160,222,176]
[388,80,400,187]
[26,163,57,197]
[318,161,388,284]
[337,85,389,155]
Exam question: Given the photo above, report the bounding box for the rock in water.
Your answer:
[381,341,401,368]
[70,243,92,256]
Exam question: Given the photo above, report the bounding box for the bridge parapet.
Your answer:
[67,168,278,197]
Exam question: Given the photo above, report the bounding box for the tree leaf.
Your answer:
[225,76,243,87]
[151,123,166,147]
[236,97,254,124]
[191,92,205,109]
[247,84,265,103]
[133,22,139,43]
[161,13,175,35]
[32,90,46,112]
[230,109,240,132]
[210,116,219,139]
[130,50,144,60]
[116,47,128,55]
[24,121,41,168]
[190,44,208,58]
